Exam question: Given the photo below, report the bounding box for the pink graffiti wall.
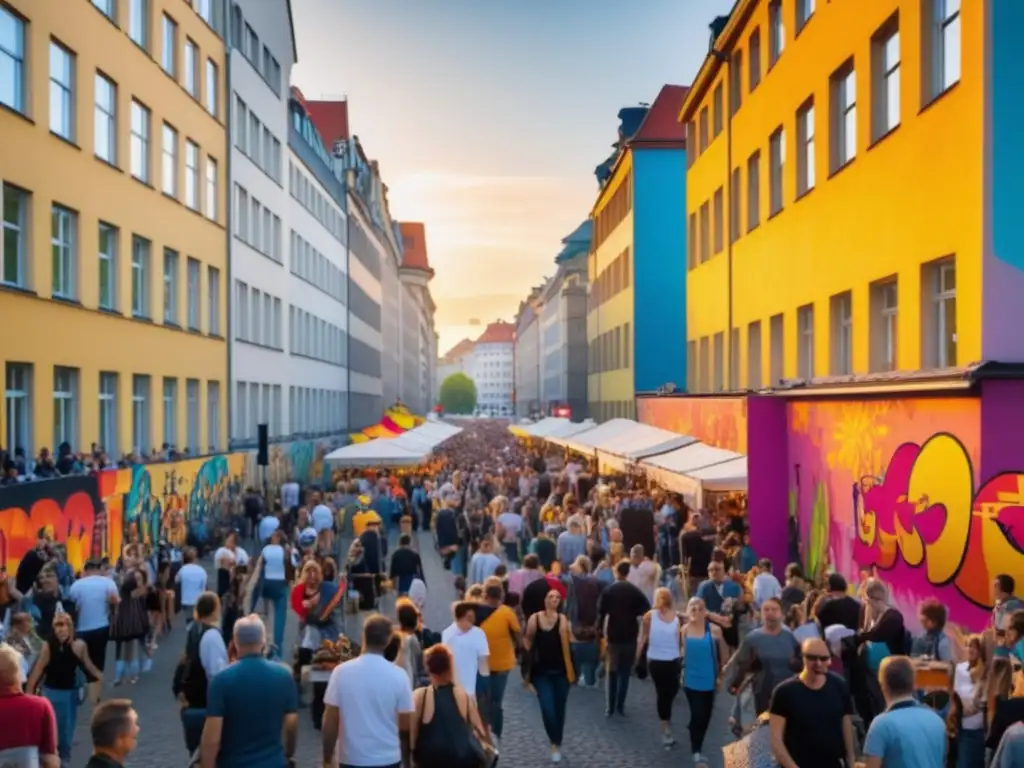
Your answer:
[787,396,1024,630]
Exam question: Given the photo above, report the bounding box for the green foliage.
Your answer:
[439,373,478,414]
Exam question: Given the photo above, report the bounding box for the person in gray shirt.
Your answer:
[992,722,1024,768]
[728,598,801,714]
[556,517,588,573]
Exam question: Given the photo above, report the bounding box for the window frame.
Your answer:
[49,41,76,141]
[98,222,117,310]
[0,6,27,114]
[2,183,28,288]
[50,204,77,300]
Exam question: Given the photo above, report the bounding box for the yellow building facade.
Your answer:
[0,0,228,459]
[682,0,982,392]
[587,151,635,422]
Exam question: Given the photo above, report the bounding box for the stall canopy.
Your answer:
[547,418,638,453]
[595,423,697,473]
[640,442,747,504]
[325,421,462,466]
[508,417,566,438]
[547,419,597,440]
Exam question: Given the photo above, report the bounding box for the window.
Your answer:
[161,14,177,76]
[130,100,150,182]
[92,0,115,19]
[769,127,785,216]
[929,258,956,367]
[797,304,814,379]
[131,236,150,317]
[729,168,741,243]
[49,43,77,142]
[713,187,724,254]
[830,292,853,375]
[163,248,178,323]
[713,332,725,392]
[234,95,247,152]
[686,122,696,168]
[870,279,898,372]
[688,212,697,269]
[730,50,743,115]
[272,215,282,262]
[272,297,282,348]
[186,379,199,454]
[873,21,901,139]
[184,39,198,97]
[712,83,723,138]
[196,0,215,28]
[748,29,762,91]
[205,157,218,221]
[94,74,116,163]
[769,313,784,384]
[51,205,76,299]
[207,381,220,451]
[186,257,200,329]
[699,201,710,264]
[235,185,248,239]
[205,60,218,116]
[698,107,709,153]
[0,7,26,114]
[235,280,248,340]
[129,0,149,49]
[98,223,116,310]
[184,140,199,210]
[930,0,960,99]
[729,328,740,391]
[99,372,117,455]
[748,321,762,389]
[831,63,857,171]
[797,101,815,196]
[245,24,259,63]
[162,377,177,446]
[797,0,815,31]
[161,123,178,196]
[769,0,784,66]
[747,151,760,231]
[5,363,31,454]
[697,337,710,393]
[2,184,28,288]
[235,381,247,440]
[205,265,221,335]
[53,367,77,450]
[131,374,150,453]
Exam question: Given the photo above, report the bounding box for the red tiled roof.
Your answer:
[305,99,350,147]
[399,222,433,274]
[442,338,475,362]
[630,85,689,146]
[475,321,515,345]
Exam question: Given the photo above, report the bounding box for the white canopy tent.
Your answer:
[546,418,638,453]
[640,442,747,506]
[527,417,571,437]
[324,422,463,466]
[545,419,597,440]
[595,423,698,473]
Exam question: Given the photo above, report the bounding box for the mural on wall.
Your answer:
[636,396,748,453]
[246,439,343,497]
[786,397,1024,629]
[0,476,102,575]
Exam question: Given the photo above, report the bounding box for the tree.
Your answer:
[439,372,477,415]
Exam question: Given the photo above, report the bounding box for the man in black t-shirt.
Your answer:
[681,514,713,596]
[769,637,856,768]
[814,574,862,631]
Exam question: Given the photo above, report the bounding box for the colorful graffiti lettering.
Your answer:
[637,396,747,453]
[0,476,101,575]
[253,438,343,497]
[854,433,1024,610]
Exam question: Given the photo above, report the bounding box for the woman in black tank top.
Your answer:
[524,589,576,763]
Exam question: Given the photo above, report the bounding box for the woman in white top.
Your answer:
[213,531,249,598]
[253,530,291,657]
[636,587,684,749]
[955,635,988,768]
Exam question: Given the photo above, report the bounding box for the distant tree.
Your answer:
[439,373,477,415]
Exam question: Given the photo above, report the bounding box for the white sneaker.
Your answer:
[694,752,708,766]
[662,732,676,748]
[551,751,562,763]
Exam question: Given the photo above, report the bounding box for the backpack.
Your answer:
[172,623,214,708]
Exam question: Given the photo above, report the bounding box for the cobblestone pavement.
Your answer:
[70,534,735,767]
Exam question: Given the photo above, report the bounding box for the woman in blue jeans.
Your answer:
[26,612,103,762]
[524,589,577,764]
[254,530,292,656]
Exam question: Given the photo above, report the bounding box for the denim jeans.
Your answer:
[957,727,986,768]
[605,642,636,714]
[44,687,78,761]
[533,672,570,746]
[502,540,520,565]
[262,578,288,652]
[478,671,510,737]
[181,708,206,754]
[572,640,599,686]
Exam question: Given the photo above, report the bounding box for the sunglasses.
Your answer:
[804,653,831,663]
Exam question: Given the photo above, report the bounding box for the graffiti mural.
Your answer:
[784,396,1022,629]
[636,396,748,453]
[245,438,345,498]
[0,476,101,575]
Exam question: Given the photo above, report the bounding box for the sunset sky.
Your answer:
[291,0,734,354]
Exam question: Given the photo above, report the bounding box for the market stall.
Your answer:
[594,423,696,473]
[545,417,638,455]
[639,441,747,508]
[325,422,462,467]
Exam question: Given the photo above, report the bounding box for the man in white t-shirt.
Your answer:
[280,479,300,512]
[441,602,490,700]
[322,614,413,768]
[68,559,119,701]
[175,547,208,624]
[752,558,783,611]
[311,495,336,555]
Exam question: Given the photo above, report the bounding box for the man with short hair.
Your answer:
[769,638,856,768]
[729,597,802,715]
[556,516,587,573]
[69,558,120,702]
[388,533,424,596]
[0,644,59,768]
[815,573,862,632]
[860,655,947,768]
[993,574,1024,634]
[597,560,651,717]
[200,615,298,768]
[86,699,140,768]
[176,547,208,624]
[477,583,521,743]
[442,601,492,702]
[15,528,51,594]
[322,614,414,768]
[177,592,229,755]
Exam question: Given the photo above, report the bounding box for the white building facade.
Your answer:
[468,323,515,417]
[514,299,543,418]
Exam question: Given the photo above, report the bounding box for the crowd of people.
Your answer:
[2,419,1024,767]
[0,441,218,485]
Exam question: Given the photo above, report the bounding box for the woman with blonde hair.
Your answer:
[954,634,988,768]
[636,587,685,749]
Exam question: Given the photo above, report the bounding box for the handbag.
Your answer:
[463,691,499,768]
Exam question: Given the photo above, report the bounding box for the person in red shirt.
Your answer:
[0,644,59,768]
